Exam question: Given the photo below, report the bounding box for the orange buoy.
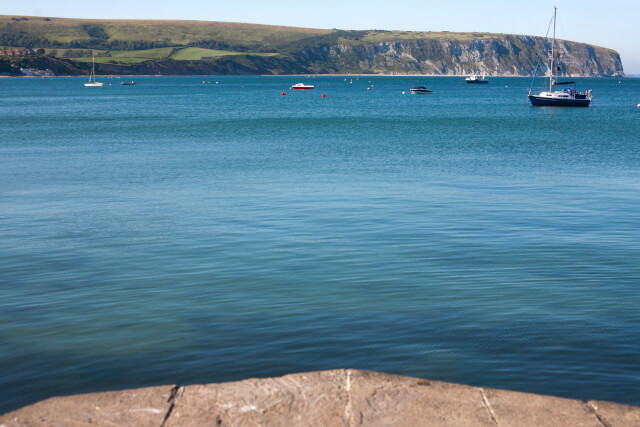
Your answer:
[281,92,287,96]
[322,94,326,98]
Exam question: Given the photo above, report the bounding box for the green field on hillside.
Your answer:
[362,31,497,43]
[69,46,277,63]
[110,47,175,59]
[169,47,243,60]
[0,15,333,50]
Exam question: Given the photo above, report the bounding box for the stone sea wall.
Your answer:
[2,369,639,426]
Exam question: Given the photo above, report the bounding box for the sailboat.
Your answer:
[528,7,591,106]
[84,53,105,87]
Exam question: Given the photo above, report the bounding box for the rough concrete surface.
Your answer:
[1,369,639,426]
[0,385,175,427]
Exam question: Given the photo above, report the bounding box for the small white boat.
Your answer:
[410,86,433,94]
[466,73,488,84]
[291,83,314,90]
[84,54,105,87]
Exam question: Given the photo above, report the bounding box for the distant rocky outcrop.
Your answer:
[288,36,623,77]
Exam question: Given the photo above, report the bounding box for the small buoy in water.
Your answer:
[505,85,508,88]
[322,94,326,98]
[367,87,370,90]
[619,81,622,84]
[216,81,219,84]
[402,91,405,95]
[637,104,640,108]
[202,81,205,84]
[281,92,286,96]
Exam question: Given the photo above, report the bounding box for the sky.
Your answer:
[4,0,639,74]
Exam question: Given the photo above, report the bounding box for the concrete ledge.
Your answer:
[2,369,639,426]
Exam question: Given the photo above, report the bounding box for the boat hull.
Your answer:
[292,83,314,90]
[466,80,488,84]
[84,83,105,87]
[410,89,433,94]
[528,95,590,107]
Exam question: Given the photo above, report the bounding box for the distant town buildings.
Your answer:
[0,48,40,56]
[20,67,55,76]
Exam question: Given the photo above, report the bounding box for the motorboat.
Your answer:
[121,81,136,86]
[291,83,314,90]
[466,73,488,84]
[410,86,433,94]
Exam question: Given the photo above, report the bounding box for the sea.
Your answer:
[1,76,639,413]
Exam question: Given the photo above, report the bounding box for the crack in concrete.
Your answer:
[587,402,611,427]
[160,385,184,427]
[345,369,355,427]
[479,388,499,426]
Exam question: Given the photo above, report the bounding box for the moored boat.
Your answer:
[528,7,592,107]
[529,81,592,106]
[121,81,136,86]
[84,53,105,87]
[466,73,488,84]
[410,86,433,94]
[292,83,314,90]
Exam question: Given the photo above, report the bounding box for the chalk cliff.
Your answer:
[290,36,623,76]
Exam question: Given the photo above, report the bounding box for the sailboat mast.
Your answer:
[550,6,556,92]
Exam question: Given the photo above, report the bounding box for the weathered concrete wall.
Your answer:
[2,369,639,426]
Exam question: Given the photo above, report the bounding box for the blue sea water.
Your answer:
[1,75,639,413]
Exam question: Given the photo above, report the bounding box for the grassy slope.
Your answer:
[1,14,617,53]
[68,47,277,63]
[362,31,498,43]
[169,47,274,60]
[0,15,332,48]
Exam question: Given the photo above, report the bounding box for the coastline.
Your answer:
[1,74,629,78]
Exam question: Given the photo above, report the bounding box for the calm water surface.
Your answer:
[1,76,639,412]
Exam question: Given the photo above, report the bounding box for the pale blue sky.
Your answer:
[5,0,639,73]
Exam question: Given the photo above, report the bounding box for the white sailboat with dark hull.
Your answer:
[528,7,592,107]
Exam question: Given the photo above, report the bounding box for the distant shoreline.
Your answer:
[1,74,630,79]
